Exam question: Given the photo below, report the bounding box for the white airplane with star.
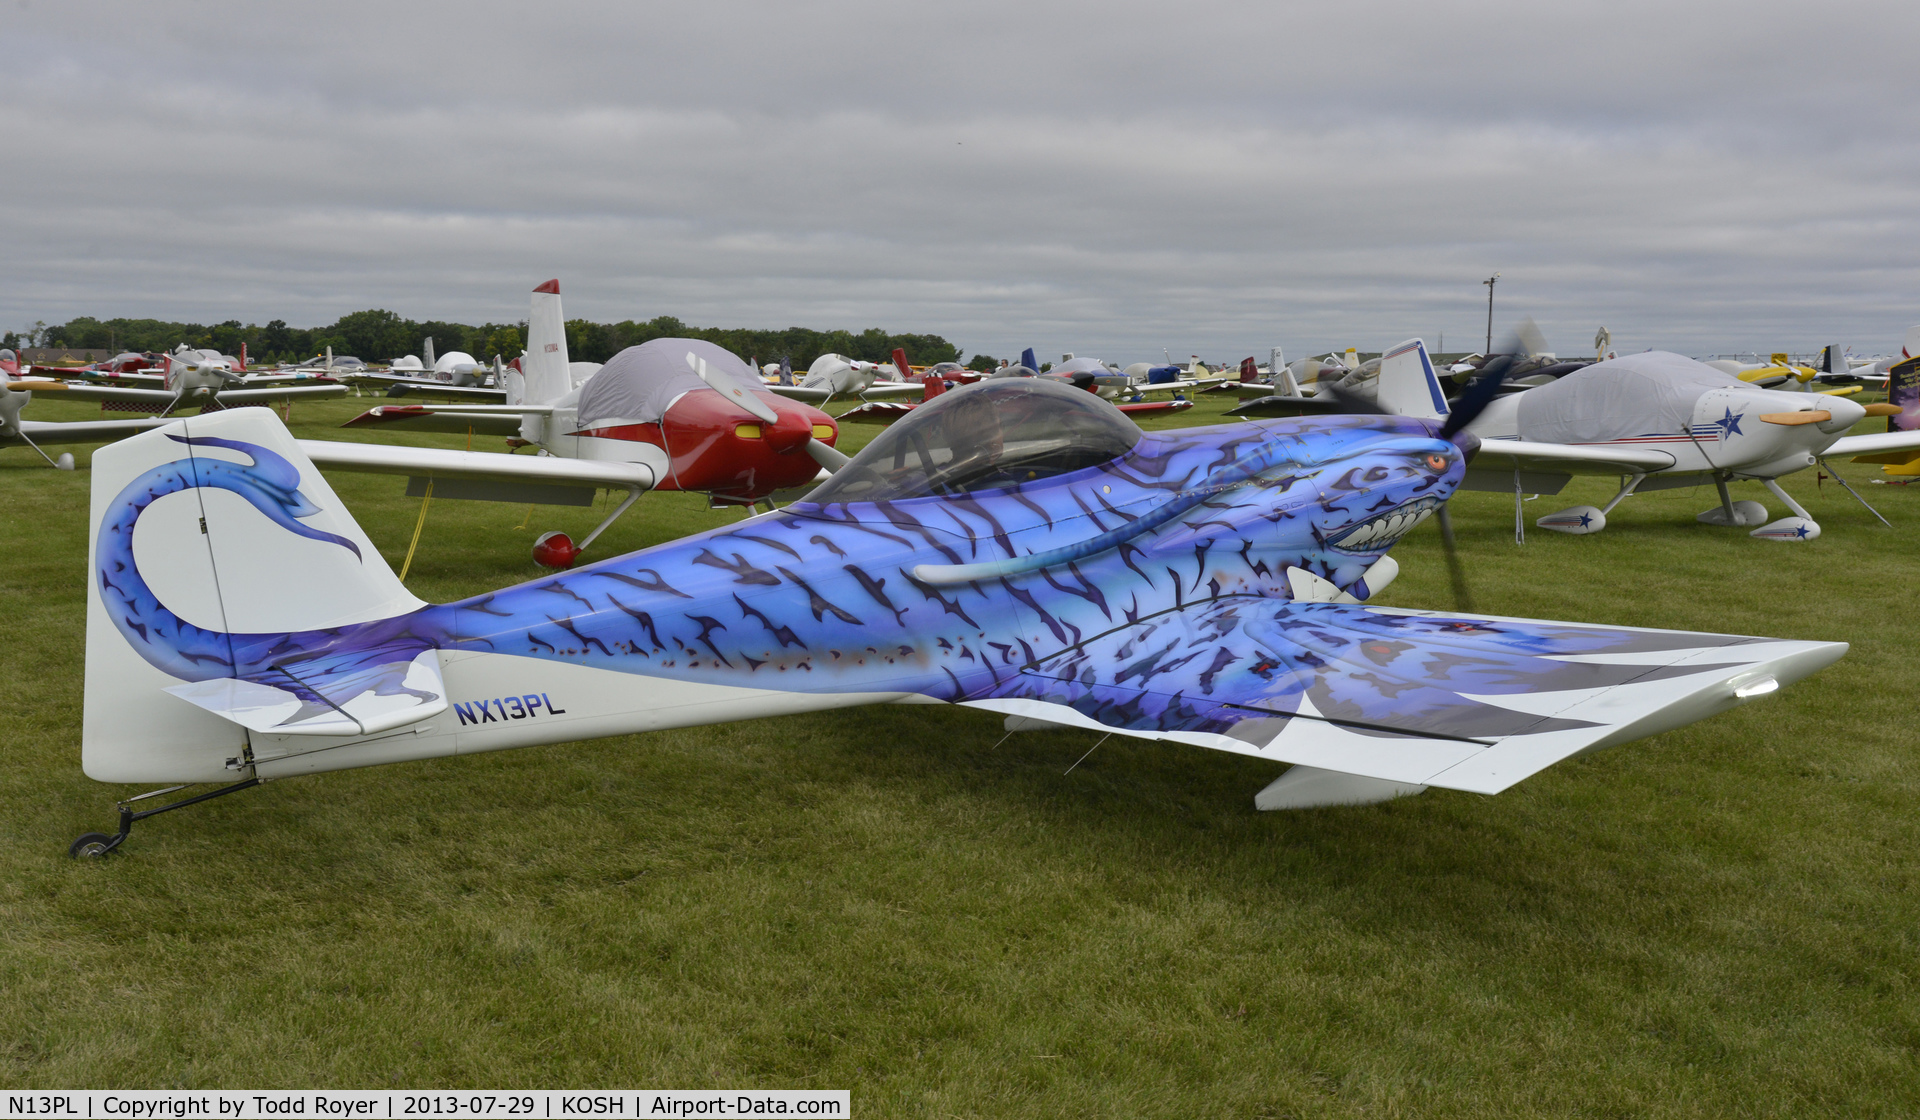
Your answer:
[1442,348,1915,541]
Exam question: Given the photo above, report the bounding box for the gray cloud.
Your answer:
[4,0,1917,361]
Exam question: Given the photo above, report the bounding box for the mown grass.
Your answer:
[2,390,1916,1115]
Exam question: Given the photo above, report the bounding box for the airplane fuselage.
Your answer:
[1468,384,1866,479]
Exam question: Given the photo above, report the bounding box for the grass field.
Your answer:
[3,389,1916,1115]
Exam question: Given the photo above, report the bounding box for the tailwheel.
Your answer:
[533,530,579,569]
[70,832,118,859]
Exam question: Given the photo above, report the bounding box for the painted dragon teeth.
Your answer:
[1330,500,1434,554]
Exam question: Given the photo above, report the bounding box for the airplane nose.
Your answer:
[762,409,812,453]
[1816,395,1866,434]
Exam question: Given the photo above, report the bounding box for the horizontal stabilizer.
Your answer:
[166,650,447,737]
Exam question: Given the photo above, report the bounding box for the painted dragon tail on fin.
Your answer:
[85,407,438,782]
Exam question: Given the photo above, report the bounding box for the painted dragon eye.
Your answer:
[1424,453,1449,471]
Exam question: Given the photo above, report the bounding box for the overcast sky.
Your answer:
[4,0,1916,362]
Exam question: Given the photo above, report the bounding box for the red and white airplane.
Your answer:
[323,280,846,568]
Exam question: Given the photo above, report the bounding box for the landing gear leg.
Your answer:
[1763,478,1814,521]
[1513,471,1525,545]
[69,777,261,858]
[1600,473,1645,515]
[1713,473,1737,522]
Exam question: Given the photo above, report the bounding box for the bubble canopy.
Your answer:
[800,379,1142,505]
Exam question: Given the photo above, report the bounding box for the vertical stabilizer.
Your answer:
[1375,338,1448,419]
[1239,357,1257,383]
[83,408,428,782]
[891,347,912,379]
[524,280,572,404]
[422,337,436,370]
[1821,344,1845,374]
[1021,347,1039,372]
[1903,324,1920,361]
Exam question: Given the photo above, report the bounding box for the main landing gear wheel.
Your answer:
[70,832,117,859]
[533,531,579,569]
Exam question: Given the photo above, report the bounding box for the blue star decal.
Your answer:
[1579,512,1594,527]
[1712,408,1744,439]
[1795,523,1811,538]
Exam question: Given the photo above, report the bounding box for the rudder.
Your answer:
[84,408,425,782]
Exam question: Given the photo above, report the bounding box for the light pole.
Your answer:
[1482,273,1500,354]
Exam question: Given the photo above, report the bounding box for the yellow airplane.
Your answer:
[1708,352,1863,397]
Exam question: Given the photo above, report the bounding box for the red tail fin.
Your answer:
[239,342,248,372]
[1240,356,1256,382]
[892,348,912,379]
[921,372,950,402]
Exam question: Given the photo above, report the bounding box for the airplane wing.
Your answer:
[1467,438,1676,476]
[296,439,656,491]
[343,405,524,436]
[835,401,917,424]
[1116,400,1193,416]
[764,384,833,402]
[6,382,346,407]
[1826,430,1920,459]
[6,417,174,447]
[211,385,348,405]
[1227,393,1348,417]
[852,380,928,398]
[963,597,1843,797]
[8,381,178,405]
[766,381,927,403]
[382,383,509,403]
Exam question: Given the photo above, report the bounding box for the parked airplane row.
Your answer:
[10,294,1914,855]
[12,302,1919,560]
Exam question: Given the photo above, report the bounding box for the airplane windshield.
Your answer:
[801,379,1141,505]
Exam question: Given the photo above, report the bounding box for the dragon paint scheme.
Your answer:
[85,379,1843,809]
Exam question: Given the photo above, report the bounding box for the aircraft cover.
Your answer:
[1516,350,1745,444]
[575,338,772,430]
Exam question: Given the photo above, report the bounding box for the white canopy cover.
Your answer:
[1516,350,1745,444]
[575,338,772,429]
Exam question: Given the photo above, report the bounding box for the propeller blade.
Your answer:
[689,351,779,423]
[1439,318,1540,441]
[1863,403,1902,417]
[805,437,850,472]
[1435,504,1474,612]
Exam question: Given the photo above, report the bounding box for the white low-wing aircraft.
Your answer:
[1251,335,1918,541]
[344,336,521,402]
[0,350,173,468]
[764,351,925,403]
[7,346,347,416]
[1459,352,1916,540]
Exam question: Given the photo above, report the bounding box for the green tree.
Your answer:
[329,310,415,362]
[485,325,525,362]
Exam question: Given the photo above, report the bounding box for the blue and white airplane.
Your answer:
[71,370,1842,854]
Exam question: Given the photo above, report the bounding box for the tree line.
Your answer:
[9,310,976,370]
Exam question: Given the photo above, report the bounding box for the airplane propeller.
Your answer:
[1319,321,1534,611]
[687,351,849,475]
